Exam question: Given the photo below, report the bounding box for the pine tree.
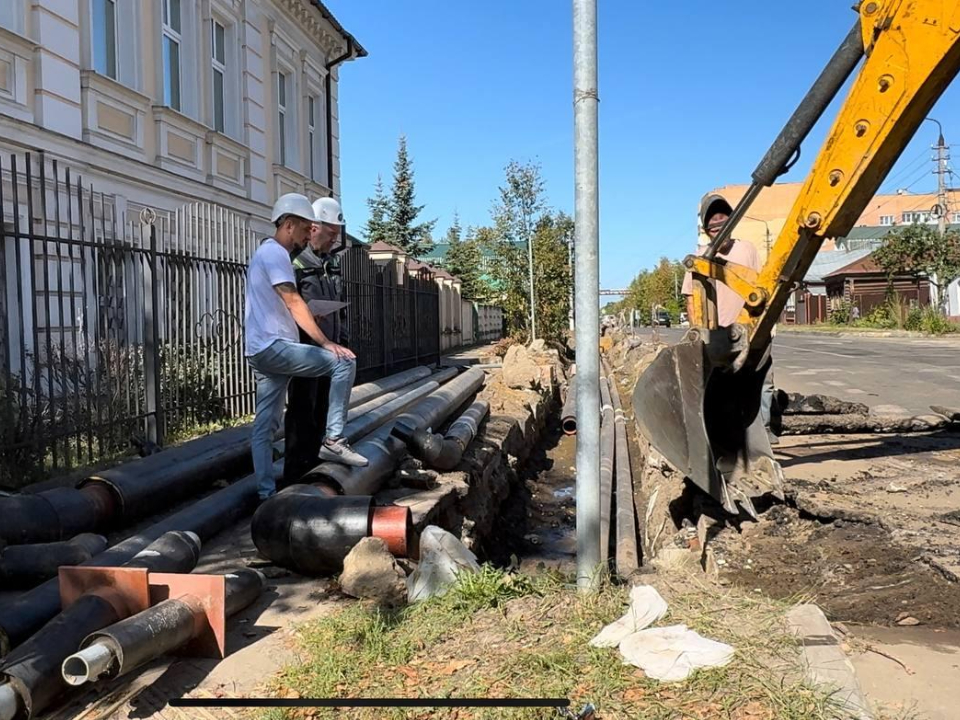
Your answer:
[385,135,436,258]
[443,216,486,300]
[362,175,390,244]
[445,211,463,244]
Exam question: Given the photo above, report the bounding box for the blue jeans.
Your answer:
[248,339,356,498]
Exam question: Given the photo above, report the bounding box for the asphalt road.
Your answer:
[648,327,960,415]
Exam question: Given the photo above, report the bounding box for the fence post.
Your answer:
[142,212,164,446]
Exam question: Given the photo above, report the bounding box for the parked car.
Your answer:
[679,311,689,327]
[653,308,671,327]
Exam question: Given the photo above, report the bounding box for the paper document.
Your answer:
[307,299,348,318]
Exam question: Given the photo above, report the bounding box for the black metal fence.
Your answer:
[0,152,441,487]
[341,245,440,383]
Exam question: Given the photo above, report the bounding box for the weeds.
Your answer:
[266,567,860,720]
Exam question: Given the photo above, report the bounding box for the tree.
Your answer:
[490,160,549,339]
[362,175,390,244]
[530,212,574,341]
[444,211,462,244]
[623,257,686,323]
[384,135,436,258]
[444,237,485,301]
[874,224,960,311]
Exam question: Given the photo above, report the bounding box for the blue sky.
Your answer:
[326,0,960,293]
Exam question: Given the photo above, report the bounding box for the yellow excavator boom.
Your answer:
[634,0,960,517]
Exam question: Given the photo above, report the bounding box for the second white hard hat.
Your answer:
[270,193,317,224]
[312,196,345,226]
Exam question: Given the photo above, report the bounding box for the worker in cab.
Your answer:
[681,193,778,443]
[281,197,353,489]
[244,193,367,502]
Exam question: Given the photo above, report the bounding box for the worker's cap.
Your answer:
[699,194,733,230]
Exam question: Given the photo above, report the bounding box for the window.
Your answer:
[307,97,317,180]
[277,72,287,166]
[952,212,960,224]
[902,211,935,224]
[879,215,895,226]
[162,0,182,111]
[92,0,117,79]
[211,20,225,133]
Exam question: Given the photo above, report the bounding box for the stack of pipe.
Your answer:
[0,462,277,657]
[0,367,442,547]
[0,531,201,720]
[308,368,487,495]
[61,568,264,689]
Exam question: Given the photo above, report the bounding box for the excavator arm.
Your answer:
[634,0,960,517]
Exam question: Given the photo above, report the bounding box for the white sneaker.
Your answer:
[319,437,369,467]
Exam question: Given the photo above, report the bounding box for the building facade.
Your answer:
[0,0,365,235]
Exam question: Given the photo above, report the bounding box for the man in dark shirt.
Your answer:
[281,196,351,488]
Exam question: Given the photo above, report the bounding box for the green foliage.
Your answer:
[443,232,487,301]
[479,161,572,343]
[383,135,436,258]
[362,174,390,245]
[622,257,685,324]
[874,223,960,309]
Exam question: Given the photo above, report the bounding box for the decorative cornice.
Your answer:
[274,0,348,58]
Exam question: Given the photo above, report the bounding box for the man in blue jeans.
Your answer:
[245,193,368,500]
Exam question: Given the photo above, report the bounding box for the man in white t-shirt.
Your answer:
[681,194,777,443]
[245,193,367,500]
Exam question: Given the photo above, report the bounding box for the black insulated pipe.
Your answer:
[314,368,486,495]
[392,400,489,471]
[250,486,374,574]
[0,534,108,589]
[61,568,265,688]
[0,531,201,720]
[348,366,433,409]
[561,374,578,435]
[0,486,114,546]
[0,468,264,657]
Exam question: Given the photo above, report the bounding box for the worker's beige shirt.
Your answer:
[681,239,760,327]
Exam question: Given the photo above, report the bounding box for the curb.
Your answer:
[778,328,960,340]
[786,604,874,720]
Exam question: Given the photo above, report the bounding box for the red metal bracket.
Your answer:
[58,566,151,617]
[148,572,227,658]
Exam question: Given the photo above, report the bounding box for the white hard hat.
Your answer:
[312,196,345,226]
[270,193,317,224]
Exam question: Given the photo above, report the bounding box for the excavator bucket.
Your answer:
[632,333,785,518]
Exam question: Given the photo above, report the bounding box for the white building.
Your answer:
[0,0,365,233]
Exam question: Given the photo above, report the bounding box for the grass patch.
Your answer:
[262,565,879,720]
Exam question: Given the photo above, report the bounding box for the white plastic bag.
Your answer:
[589,584,669,648]
[618,624,734,682]
[406,526,480,603]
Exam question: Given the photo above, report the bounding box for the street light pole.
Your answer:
[573,0,600,592]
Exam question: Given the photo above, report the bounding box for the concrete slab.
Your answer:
[786,604,873,720]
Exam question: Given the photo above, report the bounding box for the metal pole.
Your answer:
[527,233,537,341]
[573,0,600,592]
